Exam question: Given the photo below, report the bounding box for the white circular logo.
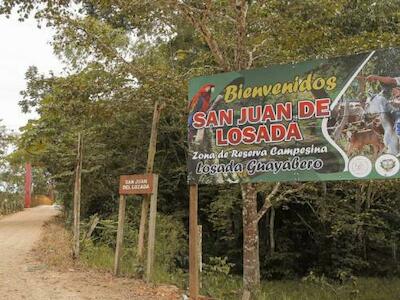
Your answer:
[348,156,372,178]
[375,154,400,177]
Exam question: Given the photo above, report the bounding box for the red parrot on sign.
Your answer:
[188,83,215,142]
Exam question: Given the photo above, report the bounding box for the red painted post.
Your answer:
[25,162,32,208]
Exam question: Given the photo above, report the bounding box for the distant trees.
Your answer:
[0,122,23,214]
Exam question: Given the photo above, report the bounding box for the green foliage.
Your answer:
[203,256,235,276]
[258,277,400,300]
[0,121,25,215]
[199,276,400,300]
[80,209,187,280]
[81,239,115,271]
[0,195,24,216]
[155,214,188,273]
[201,256,241,299]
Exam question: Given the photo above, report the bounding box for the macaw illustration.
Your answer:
[187,76,242,184]
[188,83,215,143]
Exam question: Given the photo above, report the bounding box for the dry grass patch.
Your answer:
[32,215,78,270]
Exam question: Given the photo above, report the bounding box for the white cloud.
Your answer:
[0,13,63,132]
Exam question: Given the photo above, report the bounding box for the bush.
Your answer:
[201,257,241,299]
[80,211,187,282]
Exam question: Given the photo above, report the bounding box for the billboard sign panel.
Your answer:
[188,48,400,184]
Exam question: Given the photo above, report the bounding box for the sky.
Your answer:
[0,13,63,132]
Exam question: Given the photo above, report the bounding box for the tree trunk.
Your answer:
[355,185,363,214]
[355,184,365,257]
[269,207,276,255]
[241,183,260,296]
[392,238,397,263]
[320,182,328,221]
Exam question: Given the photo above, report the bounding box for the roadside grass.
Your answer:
[33,216,400,299]
[80,241,115,271]
[258,278,400,300]
[80,240,187,287]
[79,242,400,300]
[199,275,400,300]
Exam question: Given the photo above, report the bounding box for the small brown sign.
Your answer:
[119,174,154,195]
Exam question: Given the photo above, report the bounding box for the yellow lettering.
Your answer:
[272,83,282,95]
[224,85,237,103]
[312,77,325,90]
[263,85,272,96]
[243,87,252,99]
[299,73,313,92]
[252,86,264,98]
[281,82,293,94]
[326,76,337,91]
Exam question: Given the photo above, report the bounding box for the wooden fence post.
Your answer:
[138,101,164,261]
[73,133,83,259]
[146,174,159,282]
[189,184,199,299]
[114,195,127,276]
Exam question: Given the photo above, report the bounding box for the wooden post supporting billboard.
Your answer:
[189,184,199,299]
[198,225,202,273]
[73,133,83,259]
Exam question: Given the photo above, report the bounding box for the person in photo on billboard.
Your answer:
[367,75,400,104]
[366,75,400,154]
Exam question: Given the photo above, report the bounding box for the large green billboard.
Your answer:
[188,48,400,184]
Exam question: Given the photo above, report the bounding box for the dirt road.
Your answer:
[0,206,180,300]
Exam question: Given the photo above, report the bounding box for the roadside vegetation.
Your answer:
[33,214,400,300]
[0,125,24,217]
